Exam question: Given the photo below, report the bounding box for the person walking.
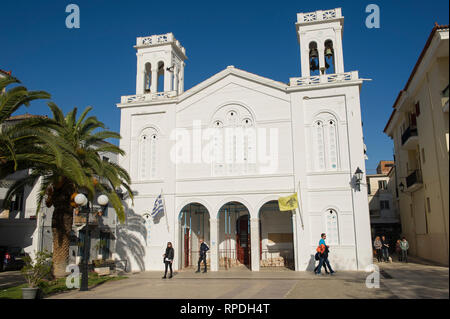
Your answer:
[373,236,383,262]
[315,233,335,275]
[395,239,402,262]
[381,235,390,262]
[196,238,209,273]
[400,237,409,263]
[314,245,330,274]
[162,242,174,279]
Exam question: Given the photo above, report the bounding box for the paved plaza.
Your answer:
[49,257,448,299]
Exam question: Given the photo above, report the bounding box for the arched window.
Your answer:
[139,128,158,180]
[314,120,326,171]
[157,61,164,92]
[327,119,338,170]
[211,105,255,176]
[309,41,319,76]
[324,40,335,74]
[144,62,152,93]
[312,113,340,171]
[325,209,339,245]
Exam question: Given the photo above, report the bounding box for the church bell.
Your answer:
[309,48,318,59]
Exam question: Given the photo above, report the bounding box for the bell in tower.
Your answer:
[324,40,335,73]
[309,42,320,74]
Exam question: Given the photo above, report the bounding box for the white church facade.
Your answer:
[116,8,373,272]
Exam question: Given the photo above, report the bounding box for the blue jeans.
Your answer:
[316,256,334,274]
[382,248,389,262]
[197,254,207,271]
[401,250,408,262]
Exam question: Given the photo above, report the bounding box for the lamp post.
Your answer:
[354,167,364,192]
[74,193,109,291]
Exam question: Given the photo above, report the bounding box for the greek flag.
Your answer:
[151,194,164,218]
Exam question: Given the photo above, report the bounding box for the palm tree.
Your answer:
[3,102,133,278]
[0,75,53,175]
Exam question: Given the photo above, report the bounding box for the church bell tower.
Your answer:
[296,8,345,77]
[134,33,187,95]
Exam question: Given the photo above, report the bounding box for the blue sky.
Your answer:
[1,0,448,173]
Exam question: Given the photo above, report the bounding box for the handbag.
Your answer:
[314,252,320,261]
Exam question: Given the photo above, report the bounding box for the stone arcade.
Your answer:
[116,8,373,272]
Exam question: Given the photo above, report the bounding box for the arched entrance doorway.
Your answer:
[218,202,251,269]
[259,200,295,270]
[179,203,210,269]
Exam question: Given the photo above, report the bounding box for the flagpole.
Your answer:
[161,188,170,233]
[296,181,304,229]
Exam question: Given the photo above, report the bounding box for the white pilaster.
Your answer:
[179,62,185,93]
[210,218,219,271]
[250,218,260,271]
[164,68,172,92]
[173,65,179,94]
[150,67,158,93]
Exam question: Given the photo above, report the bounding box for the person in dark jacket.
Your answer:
[162,242,174,279]
[314,248,330,274]
[196,238,209,273]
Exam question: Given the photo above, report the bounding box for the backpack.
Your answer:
[316,244,325,254]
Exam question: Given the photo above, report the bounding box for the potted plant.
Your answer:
[21,250,52,299]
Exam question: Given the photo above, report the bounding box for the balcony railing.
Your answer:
[120,90,178,104]
[289,71,358,87]
[401,126,418,145]
[406,170,422,189]
[136,32,186,55]
[73,214,98,226]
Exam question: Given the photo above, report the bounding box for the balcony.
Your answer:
[73,214,98,226]
[406,169,423,192]
[401,126,419,150]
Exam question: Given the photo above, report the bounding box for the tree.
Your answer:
[0,75,53,176]
[3,101,133,278]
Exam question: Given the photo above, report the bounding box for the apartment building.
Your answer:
[384,24,449,265]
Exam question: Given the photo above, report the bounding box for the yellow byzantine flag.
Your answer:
[278,193,298,211]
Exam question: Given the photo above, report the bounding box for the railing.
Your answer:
[219,249,247,269]
[260,249,294,269]
[297,8,341,23]
[401,126,418,145]
[289,71,358,87]
[73,214,98,226]
[121,90,178,104]
[406,170,422,189]
[136,32,186,54]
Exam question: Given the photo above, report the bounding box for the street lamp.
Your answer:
[399,182,405,193]
[354,167,364,192]
[75,193,109,291]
